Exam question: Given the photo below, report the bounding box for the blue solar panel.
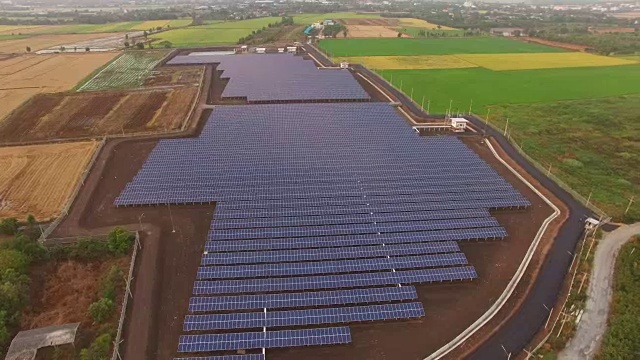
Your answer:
[193,266,477,294]
[188,286,418,312]
[174,355,265,360]
[183,302,424,331]
[177,326,351,352]
[201,241,460,265]
[205,227,507,252]
[197,252,468,279]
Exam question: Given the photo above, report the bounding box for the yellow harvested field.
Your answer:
[455,52,638,71]
[0,53,117,119]
[0,25,45,35]
[0,33,117,53]
[336,55,478,70]
[0,141,98,220]
[345,25,407,38]
[397,18,456,30]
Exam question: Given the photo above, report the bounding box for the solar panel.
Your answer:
[174,355,265,360]
[193,266,478,294]
[183,302,424,331]
[201,241,461,265]
[177,326,351,352]
[197,252,468,279]
[188,286,418,312]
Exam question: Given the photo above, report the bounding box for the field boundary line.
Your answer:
[39,138,106,242]
[426,138,561,360]
[111,231,141,360]
[182,65,206,132]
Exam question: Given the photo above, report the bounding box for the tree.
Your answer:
[88,298,114,323]
[342,28,348,38]
[124,41,130,47]
[143,30,148,39]
[59,46,65,52]
[397,32,402,38]
[107,227,133,255]
[125,33,129,40]
[25,46,31,52]
[158,40,173,48]
[0,218,18,235]
[136,42,144,50]
[85,47,90,52]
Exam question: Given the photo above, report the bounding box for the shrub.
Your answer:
[0,310,10,350]
[80,332,112,360]
[0,218,18,236]
[107,228,133,255]
[0,249,30,274]
[89,298,114,324]
[71,238,110,260]
[101,265,124,301]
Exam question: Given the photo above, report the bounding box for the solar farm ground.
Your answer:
[45,54,566,360]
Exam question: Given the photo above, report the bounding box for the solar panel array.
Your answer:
[116,102,530,358]
[167,53,370,102]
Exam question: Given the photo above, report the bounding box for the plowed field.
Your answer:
[0,141,98,220]
[0,33,119,53]
[345,25,407,38]
[0,87,197,142]
[339,18,399,26]
[0,53,117,120]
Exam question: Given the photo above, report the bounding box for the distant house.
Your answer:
[491,27,524,37]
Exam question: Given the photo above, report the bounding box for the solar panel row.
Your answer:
[188,286,418,312]
[178,326,351,352]
[174,355,264,360]
[183,302,424,331]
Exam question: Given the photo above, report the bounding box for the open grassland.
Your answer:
[598,236,640,358]
[131,19,192,30]
[0,141,98,220]
[0,52,117,120]
[293,12,381,24]
[0,86,197,142]
[396,18,456,30]
[456,52,636,71]
[488,96,639,221]
[378,65,640,113]
[0,33,118,53]
[77,50,169,91]
[319,37,564,56]
[154,17,281,46]
[338,55,477,69]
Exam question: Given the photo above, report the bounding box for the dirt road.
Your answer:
[559,223,640,360]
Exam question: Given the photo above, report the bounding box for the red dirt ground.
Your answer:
[46,50,566,360]
[519,37,590,52]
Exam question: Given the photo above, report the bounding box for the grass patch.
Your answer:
[319,37,565,57]
[489,96,639,221]
[398,27,466,37]
[598,236,640,359]
[0,34,30,41]
[377,65,640,113]
[153,17,282,46]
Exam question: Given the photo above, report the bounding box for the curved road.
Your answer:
[303,44,595,359]
[559,223,640,360]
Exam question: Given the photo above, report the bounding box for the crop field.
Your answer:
[0,33,119,53]
[131,19,192,30]
[378,65,640,113]
[455,52,636,71]
[0,52,117,120]
[319,37,564,56]
[345,25,406,38]
[0,141,98,220]
[0,24,44,35]
[338,55,477,69]
[77,50,170,91]
[293,12,381,24]
[396,18,456,30]
[398,27,465,37]
[153,17,281,47]
[488,96,639,221]
[0,87,197,142]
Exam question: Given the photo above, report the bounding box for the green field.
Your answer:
[398,27,466,37]
[598,236,640,359]
[0,34,29,41]
[77,50,169,91]
[154,17,282,46]
[319,37,565,56]
[292,12,381,24]
[489,96,639,221]
[378,65,640,113]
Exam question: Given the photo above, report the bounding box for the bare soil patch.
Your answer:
[0,141,98,220]
[0,53,117,120]
[339,18,400,26]
[0,87,197,143]
[519,37,590,52]
[346,25,408,38]
[145,66,203,87]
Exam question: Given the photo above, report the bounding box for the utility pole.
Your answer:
[503,117,509,136]
[586,190,593,208]
[426,99,430,114]
[421,96,425,110]
[410,87,413,100]
[167,203,176,233]
[483,108,490,135]
[625,196,634,215]
[468,99,473,115]
[447,99,453,117]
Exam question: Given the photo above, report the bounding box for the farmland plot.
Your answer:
[77,50,170,91]
[0,141,98,220]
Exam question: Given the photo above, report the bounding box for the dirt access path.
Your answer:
[559,223,640,360]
